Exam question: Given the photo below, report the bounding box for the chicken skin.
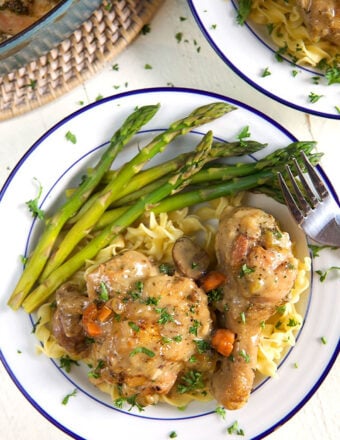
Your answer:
[297,0,340,46]
[211,207,298,410]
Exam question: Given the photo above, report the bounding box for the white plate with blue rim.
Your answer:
[188,0,340,119]
[0,88,339,439]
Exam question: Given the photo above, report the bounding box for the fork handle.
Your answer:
[312,217,340,247]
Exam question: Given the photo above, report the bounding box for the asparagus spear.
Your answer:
[7,104,160,310]
[67,139,267,224]
[111,141,317,207]
[40,102,235,280]
[22,131,214,313]
[93,143,321,229]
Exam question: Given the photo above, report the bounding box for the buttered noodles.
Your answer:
[35,195,310,407]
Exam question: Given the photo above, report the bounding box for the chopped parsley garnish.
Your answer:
[112,63,119,71]
[156,307,174,325]
[169,432,178,439]
[240,311,246,324]
[141,24,151,35]
[227,420,245,436]
[62,389,77,405]
[207,287,223,304]
[308,92,323,103]
[316,266,340,282]
[287,318,299,327]
[293,362,299,369]
[177,370,205,394]
[88,360,105,378]
[175,32,183,43]
[325,66,340,85]
[114,394,145,412]
[144,296,160,306]
[321,336,327,345]
[31,317,41,333]
[261,67,271,77]
[239,264,255,278]
[128,322,140,332]
[236,0,252,25]
[59,355,80,373]
[129,347,155,358]
[26,178,45,219]
[215,406,226,419]
[236,125,251,146]
[309,244,337,258]
[65,130,77,144]
[144,63,152,70]
[99,281,109,301]
[238,349,250,363]
[159,262,175,275]
[276,305,286,314]
[194,339,210,354]
[189,320,201,336]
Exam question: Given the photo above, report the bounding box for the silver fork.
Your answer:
[278,152,340,247]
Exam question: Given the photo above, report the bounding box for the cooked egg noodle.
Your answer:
[35,195,310,407]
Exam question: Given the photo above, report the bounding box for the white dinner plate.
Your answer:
[0,88,339,440]
[188,0,340,119]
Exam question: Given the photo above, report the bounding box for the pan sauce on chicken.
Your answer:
[52,250,212,405]
[296,0,340,46]
[211,207,298,409]
[51,207,299,409]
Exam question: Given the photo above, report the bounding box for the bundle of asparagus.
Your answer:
[7,102,321,313]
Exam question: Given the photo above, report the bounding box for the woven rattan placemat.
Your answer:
[0,0,163,121]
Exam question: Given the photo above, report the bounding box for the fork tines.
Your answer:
[278,152,330,224]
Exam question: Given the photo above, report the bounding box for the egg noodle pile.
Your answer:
[249,0,339,68]
[35,195,310,407]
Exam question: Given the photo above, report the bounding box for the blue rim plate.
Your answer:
[188,0,340,119]
[0,87,339,439]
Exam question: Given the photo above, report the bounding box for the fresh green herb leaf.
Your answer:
[261,67,271,77]
[114,394,145,412]
[316,266,340,282]
[59,355,80,373]
[276,305,286,314]
[207,287,223,304]
[128,321,140,332]
[325,66,340,85]
[26,178,45,219]
[99,281,109,301]
[293,362,299,368]
[112,63,119,71]
[189,320,201,336]
[65,130,77,144]
[175,32,183,43]
[169,432,178,439]
[129,347,155,358]
[308,92,323,103]
[194,339,210,354]
[215,406,226,419]
[31,317,41,333]
[156,307,174,325]
[62,389,77,405]
[88,360,105,378]
[287,318,300,327]
[227,420,245,436]
[177,370,205,394]
[236,0,252,25]
[239,264,255,278]
[309,244,337,257]
[141,24,151,35]
[159,263,175,275]
[236,126,251,144]
[144,63,152,70]
[321,336,327,345]
[238,349,250,363]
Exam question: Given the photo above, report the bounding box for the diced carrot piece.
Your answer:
[82,302,102,336]
[211,328,235,357]
[97,304,112,322]
[200,271,227,292]
[85,321,102,337]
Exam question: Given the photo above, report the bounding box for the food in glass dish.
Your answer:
[237,0,340,76]
[8,102,313,412]
[0,0,61,40]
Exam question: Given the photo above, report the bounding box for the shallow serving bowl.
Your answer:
[0,0,102,75]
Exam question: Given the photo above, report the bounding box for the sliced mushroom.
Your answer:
[172,236,210,279]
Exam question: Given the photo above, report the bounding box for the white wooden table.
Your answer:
[0,1,339,439]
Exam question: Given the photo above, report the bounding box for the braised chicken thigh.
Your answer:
[297,0,340,46]
[211,207,298,410]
